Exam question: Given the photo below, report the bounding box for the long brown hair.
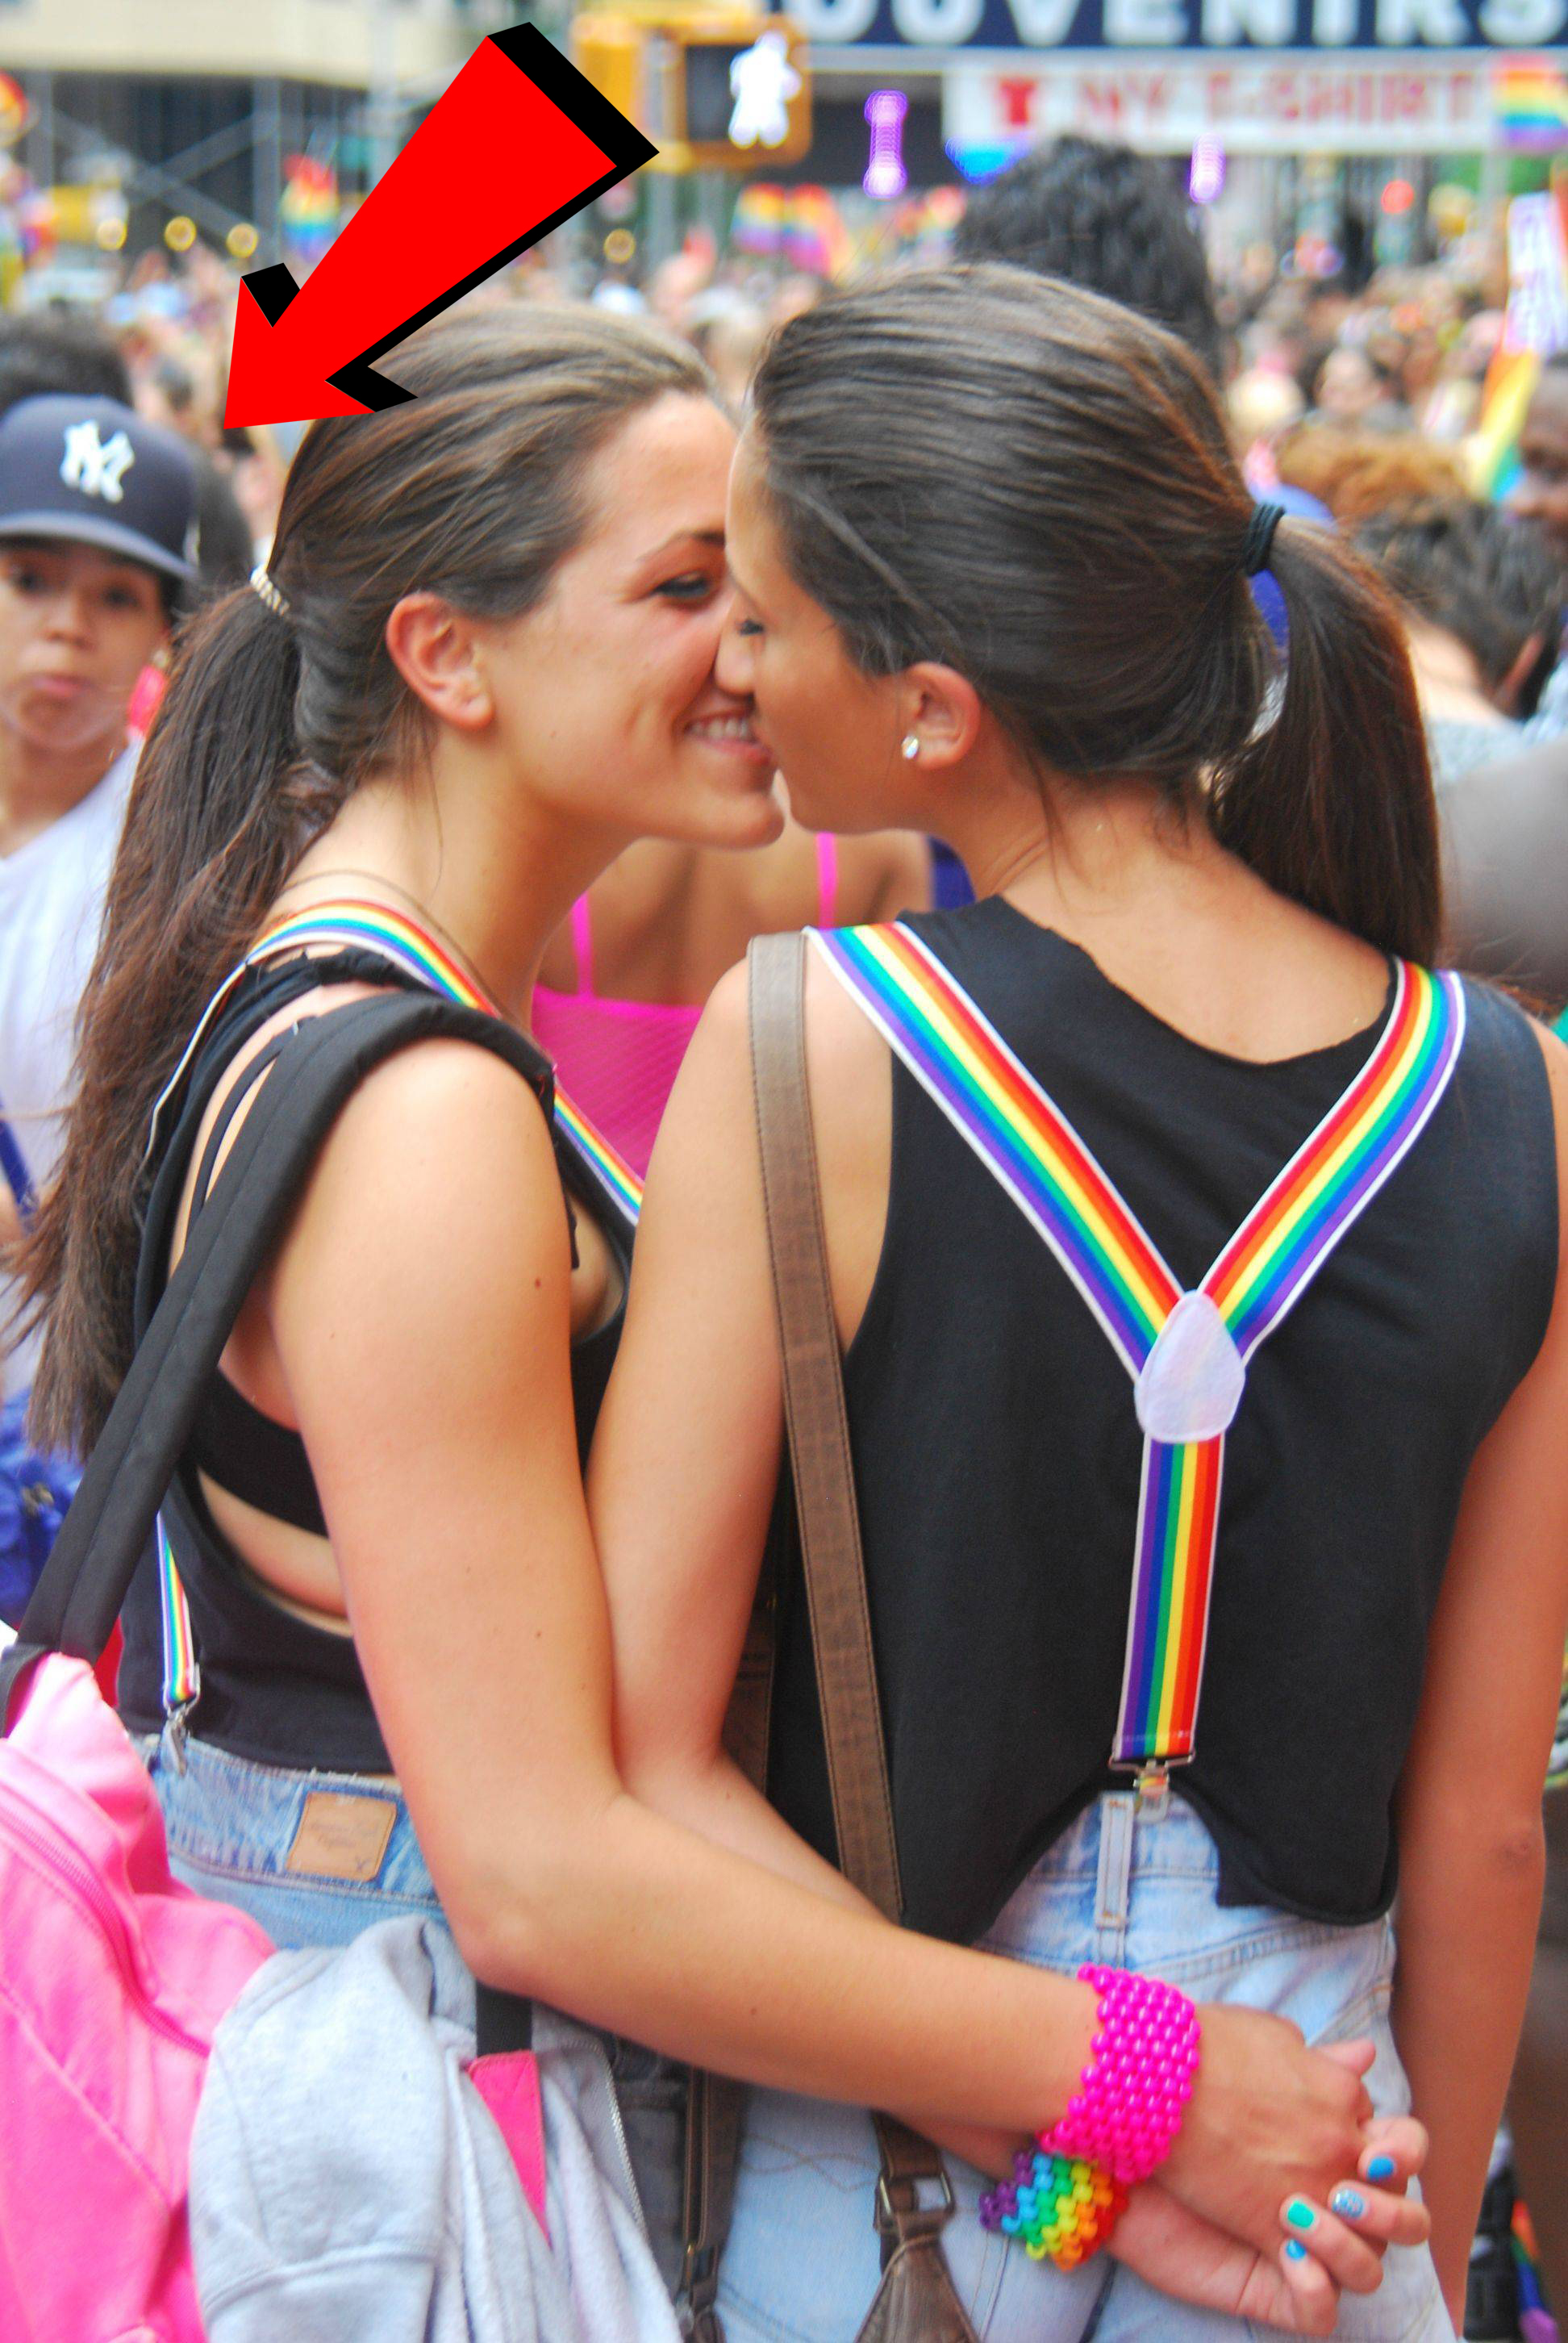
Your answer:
[749,265,1439,963]
[20,307,711,1451]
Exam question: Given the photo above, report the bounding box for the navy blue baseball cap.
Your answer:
[0,393,197,583]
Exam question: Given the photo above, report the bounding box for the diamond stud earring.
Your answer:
[901,734,920,761]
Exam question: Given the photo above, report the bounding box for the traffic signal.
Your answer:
[672,15,810,169]
[572,8,811,173]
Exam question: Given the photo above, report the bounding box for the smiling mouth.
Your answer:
[686,712,760,746]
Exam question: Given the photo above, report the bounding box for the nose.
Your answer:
[43,584,96,645]
[714,610,754,700]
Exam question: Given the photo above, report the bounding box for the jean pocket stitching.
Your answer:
[168,1842,436,1905]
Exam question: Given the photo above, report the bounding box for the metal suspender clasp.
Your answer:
[164,1696,196,1774]
[1107,1752,1191,1806]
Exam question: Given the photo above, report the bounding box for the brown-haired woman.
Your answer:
[598,268,1568,2337]
[19,303,1420,2332]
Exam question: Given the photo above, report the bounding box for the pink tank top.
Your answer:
[532,836,840,1180]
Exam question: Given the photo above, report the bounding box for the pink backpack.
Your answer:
[0,1649,271,2341]
[0,998,464,2343]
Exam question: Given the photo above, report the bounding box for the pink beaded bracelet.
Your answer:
[1040,1964,1203,2187]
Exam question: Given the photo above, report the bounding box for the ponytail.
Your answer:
[19,585,344,1451]
[1208,520,1441,965]
[16,304,713,1452]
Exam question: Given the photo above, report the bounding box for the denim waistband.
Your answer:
[978,1790,1395,2003]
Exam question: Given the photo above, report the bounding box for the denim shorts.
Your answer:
[136,1722,690,2296]
[716,1793,1449,2343]
[137,1723,449,1950]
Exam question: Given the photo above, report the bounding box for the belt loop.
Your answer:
[1093,1793,1136,1960]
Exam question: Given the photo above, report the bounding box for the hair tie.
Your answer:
[250,563,291,620]
[1240,503,1285,578]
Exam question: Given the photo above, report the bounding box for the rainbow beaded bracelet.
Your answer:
[979,2148,1127,2267]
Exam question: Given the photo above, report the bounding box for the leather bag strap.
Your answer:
[682,1476,787,2333]
[680,932,966,2342]
[746,928,903,1924]
[748,931,964,2304]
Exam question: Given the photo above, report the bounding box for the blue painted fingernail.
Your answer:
[1366,2154,1396,2182]
[1284,2199,1316,2232]
[1331,2188,1366,2220]
[1284,2241,1309,2262]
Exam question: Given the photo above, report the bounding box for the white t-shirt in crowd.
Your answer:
[0,742,136,1395]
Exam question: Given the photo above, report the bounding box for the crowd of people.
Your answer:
[0,129,1566,2343]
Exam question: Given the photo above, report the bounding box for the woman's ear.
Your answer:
[384,591,494,733]
[899,661,982,770]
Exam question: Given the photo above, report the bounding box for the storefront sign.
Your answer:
[944,50,1516,143]
[795,0,1565,52]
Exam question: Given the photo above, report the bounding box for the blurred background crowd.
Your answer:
[2,73,1563,1009]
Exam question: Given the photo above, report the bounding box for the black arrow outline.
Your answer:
[238,25,657,414]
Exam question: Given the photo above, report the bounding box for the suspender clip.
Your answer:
[1135,1765,1170,1812]
[164,1697,197,1774]
[1109,1753,1191,1806]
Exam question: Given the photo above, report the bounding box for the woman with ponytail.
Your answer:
[599,268,1568,2337]
[14,303,1416,2329]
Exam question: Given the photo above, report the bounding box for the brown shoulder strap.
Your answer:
[747,928,903,1923]
[680,933,949,2339]
[747,931,963,2306]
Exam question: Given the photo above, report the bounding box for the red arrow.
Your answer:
[225,26,655,428]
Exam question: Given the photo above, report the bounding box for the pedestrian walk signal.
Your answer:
[573,8,810,173]
[677,19,810,165]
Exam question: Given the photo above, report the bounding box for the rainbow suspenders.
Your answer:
[813,921,1466,1785]
[154,900,643,1726]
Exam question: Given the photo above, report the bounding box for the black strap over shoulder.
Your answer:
[2,990,548,1729]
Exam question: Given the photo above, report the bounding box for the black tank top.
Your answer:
[766,900,1560,1940]
[117,953,635,1773]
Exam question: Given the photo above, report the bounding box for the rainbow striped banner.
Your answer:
[156,896,642,1722]
[814,922,1465,1774]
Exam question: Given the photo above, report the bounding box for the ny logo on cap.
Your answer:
[60,420,136,507]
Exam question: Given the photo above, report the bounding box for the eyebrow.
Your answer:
[644,528,726,558]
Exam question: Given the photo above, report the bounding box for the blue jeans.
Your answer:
[717,1794,1449,2343]
[138,1723,449,1950]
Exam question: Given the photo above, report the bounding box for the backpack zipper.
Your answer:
[0,1775,210,2057]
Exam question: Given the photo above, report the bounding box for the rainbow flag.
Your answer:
[1469,343,1541,501]
[730,182,787,257]
[1512,2199,1559,2343]
[782,186,852,280]
[1494,59,1568,149]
